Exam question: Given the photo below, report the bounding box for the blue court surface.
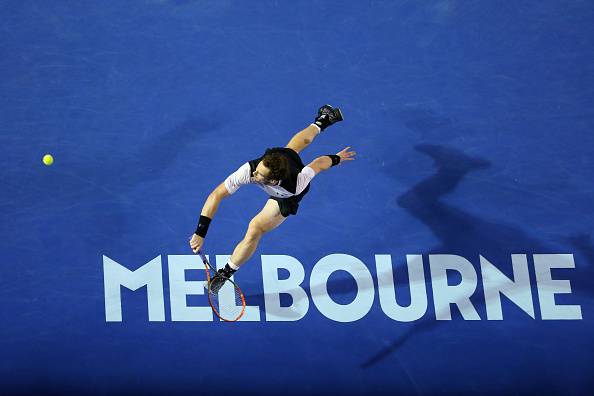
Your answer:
[1,1,593,395]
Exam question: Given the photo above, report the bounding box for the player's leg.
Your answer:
[208,199,286,292]
[285,124,321,154]
[285,105,344,153]
[229,198,287,267]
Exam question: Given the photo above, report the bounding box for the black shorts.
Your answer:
[270,184,310,217]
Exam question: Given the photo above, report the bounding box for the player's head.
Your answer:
[254,152,289,185]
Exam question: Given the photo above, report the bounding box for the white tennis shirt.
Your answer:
[224,162,316,198]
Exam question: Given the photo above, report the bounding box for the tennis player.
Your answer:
[189,105,355,292]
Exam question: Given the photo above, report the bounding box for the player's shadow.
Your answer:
[360,143,592,368]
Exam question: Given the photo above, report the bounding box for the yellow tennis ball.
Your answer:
[43,154,54,166]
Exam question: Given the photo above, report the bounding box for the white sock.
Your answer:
[227,260,240,271]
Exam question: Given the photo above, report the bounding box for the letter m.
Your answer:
[103,255,165,322]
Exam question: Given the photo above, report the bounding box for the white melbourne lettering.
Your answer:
[103,253,583,323]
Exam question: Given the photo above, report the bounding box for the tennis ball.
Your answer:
[43,154,54,166]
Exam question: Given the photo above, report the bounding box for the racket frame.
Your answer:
[198,250,246,322]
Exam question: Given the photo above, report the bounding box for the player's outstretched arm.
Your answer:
[307,146,356,175]
[189,182,230,253]
[285,105,344,154]
[201,182,230,218]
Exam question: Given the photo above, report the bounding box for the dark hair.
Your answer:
[262,152,290,181]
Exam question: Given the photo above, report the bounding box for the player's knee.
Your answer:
[246,220,266,239]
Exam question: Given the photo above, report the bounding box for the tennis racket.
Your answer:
[198,249,246,322]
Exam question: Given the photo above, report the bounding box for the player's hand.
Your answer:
[189,233,204,254]
[337,146,356,164]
